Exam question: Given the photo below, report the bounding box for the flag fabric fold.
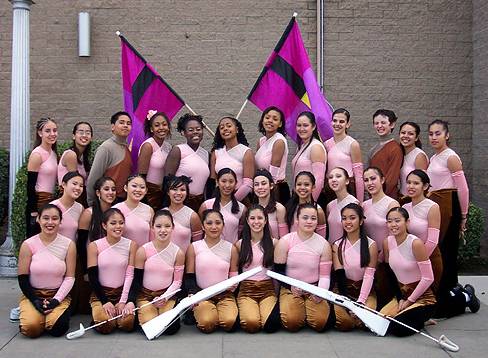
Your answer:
[120,34,185,171]
[247,16,333,143]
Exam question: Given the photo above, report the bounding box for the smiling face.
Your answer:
[184,119,203,146]
[262,110,283,135]
[96,179,116,205]
[38,121,58,146]
[37,208,61,235]
[331,113,350,135]
[168,182,188,205]
[297,207,318,234]
[363,168,384,196]
[428,123,449,150]
[202,212,224,240]
[102,212,125,240]
[124,176,147,202]
[217,173,237,196]
[328,168,349,192]
[296,115,316,142]
[253,175,273,199]
[341,208,362,235]
[152,214,174,243]
[247,208,267,234]
[218,117,238,142]
[151,115,170,141]
[406,173,428,199]
[63,175,84,200]
[373,114,395,138]
[387,210,409,237]
[399,124,418,149]
[111,115,132,139]
[295,174,315,201]
[73,123,92,148]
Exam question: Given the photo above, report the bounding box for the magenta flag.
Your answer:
[120,34,185,172]
[247,16,333,143]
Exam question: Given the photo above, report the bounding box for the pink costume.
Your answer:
[175,143,209,196]
[399,147,428,196]
[162,205,194,252]
[362,196,397,254]
[203,198,244,244]
[403,199,439,256]
[57,149,87,184]
[50,199,84,243]
[31,146,58,193]
[113,202,152,247]
[238,238,276,281]
[141,241,181,291]
[139,137,172,185]
[291,138,327,201]
[255,133,288,182]
[327,195,357,244]
[325,136,364,202]
[268,210,288,239]
[95,237,131,289]
[193,239,232,288]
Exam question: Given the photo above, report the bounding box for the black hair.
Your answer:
[89,177,116,242]
[33,117,59,160]
[38,203,63,221]
[332,108,351,122]
[407,169,431,196]
[161,174,192,207]
[70,121,93,173]
[296,202,318,220]
[211,117,249,152]
[428,119,450,144]
[258,106,286,136]
[251,169,277,214]
[201,209,225,240]
[61,171,84,185]
[125,173,147,186]
[214,168,240,214]
[101,207,125,226]
[285,171,316,230]
[373,109,397,126]
[363,166,387,193]
[337,203,370,268]
[110,111,131,125]
[328,167,352,194]
[399,121,422,154]
[176,113,204,134]
[144,111,171,138]
[296,111,322,148]
[152,209,174,226]
[387,206,409,221]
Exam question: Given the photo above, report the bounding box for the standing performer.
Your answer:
[254,106,290,204]
[185,209,239,333]
[210,116,255,203]
[325,108,364,203]
[87,111,133,205]
[17,204,76,338]
[333,203,378,332]
[235,204,280,333]
[165,114,210,212]
[368,109,403,200]
[87,208,138,334]
[138,111,172,211]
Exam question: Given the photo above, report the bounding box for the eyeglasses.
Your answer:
[76,130,92,136]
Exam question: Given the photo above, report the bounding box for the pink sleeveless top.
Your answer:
[95,237,131,288]
[399,147,428,195]
[283,232,326,283]
[268,210,279,239]
[403,199,437,244]
[334,237,375,281]
[214,144,252,191]
[362,196,396,252]
[325,135,356,176]
[255,133,288,181]
[50,199,84,242]
[193,239,232,289]
[388,234,423,285]
[31,146,57,193]
[291,138,326,180]
[204,198,244,244]
[427,148,460,190]
[57,149,87,184]
[175,143,209,196]
[113,202,152,247]
[238,238,276,281]
[142,241,180,291]
[162,205,194,252]
[26,234,71,289]
[139,137,172,185]
[327,195,358,244]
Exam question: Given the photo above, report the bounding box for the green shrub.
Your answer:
[0,147,9,228]
[458,202,484,266]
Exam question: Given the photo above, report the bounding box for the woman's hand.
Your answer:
[102,302,117,318]
[121,302,135,319]
[397,299,412,313]
[291,286,303,297]
[461,218,467,232]
[153,295,167,308]
[310,294,323,304]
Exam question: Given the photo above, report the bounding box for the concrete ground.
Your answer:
[0,276,487,358]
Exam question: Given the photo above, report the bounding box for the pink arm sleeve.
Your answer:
[311,162,326,201]
[235,178,253,201]
[119,265,134,304]
[407,260,434,303]
[191,230,203,242]
[452,170,469,216]
[315,224,326,238]
[425,228,440,256]
[53,276,75,303]
[318,261,332,290]
[165,265,184,299]
[269,165,280,183]
[352,162,364,203]
[357,267,375,304]
[278,223,289,238]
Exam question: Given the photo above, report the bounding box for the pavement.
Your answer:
[0,276,487,358]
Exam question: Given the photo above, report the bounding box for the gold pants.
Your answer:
[193,290,237,333]
[146,182,163,211]
[89,286,134,334]
[380,281,436,318]
[135,286,176,325]
[237,279,277,333]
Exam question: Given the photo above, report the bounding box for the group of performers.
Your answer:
[16,106,479,339]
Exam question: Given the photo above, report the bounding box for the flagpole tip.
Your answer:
[293,12,298,18]
[116,31,121,36]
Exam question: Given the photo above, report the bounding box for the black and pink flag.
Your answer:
[247,15,333,143]
[119,33,185,171]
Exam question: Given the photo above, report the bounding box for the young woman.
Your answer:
[333,203,378,332]
[185,209,239,333]
[325,108,364,203]
[199,168,246,245]
[285,171,326,237]
[164,113,210,212]
[254,106,290,204]
[235,204,280,333]
[87,208,138,334]
[274,203,333,333]
[113,174,154,247]
[326,167,359,244]
[252,169,287,239]
[380,207,436,337]
[17,204,76,338]
[162,175,202,253]
[210,116,255,203]
[291,111,327,202]
[26,118,59,236]
[398,122,428,198]
[124,210,185,334]
[138,111,172,211]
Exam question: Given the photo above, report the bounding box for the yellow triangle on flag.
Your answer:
[301,92,311,109]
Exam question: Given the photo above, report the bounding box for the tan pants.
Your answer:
[193,290,237,333]
[237,280,277,333]
[279,286,330,332]
[90,287,134,334]
[135,287,176,325]
[19,289,71,338]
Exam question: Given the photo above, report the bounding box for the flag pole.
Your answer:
[235,99,248,120]
[185,104,215,137]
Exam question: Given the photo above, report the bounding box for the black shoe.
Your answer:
[464,284,481,313]
[182,309,196,325]
[451,283,463,295]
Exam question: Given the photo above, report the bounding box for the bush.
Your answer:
[458,202,484,266]
[0,147,9,228]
